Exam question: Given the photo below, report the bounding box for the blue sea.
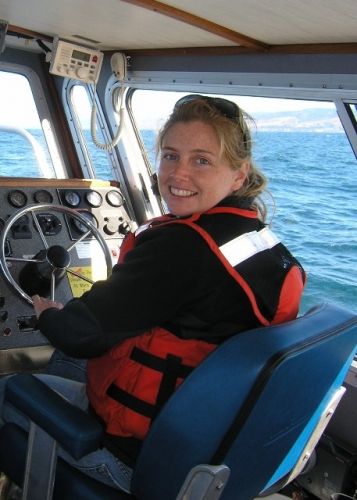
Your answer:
[0,129,356,315]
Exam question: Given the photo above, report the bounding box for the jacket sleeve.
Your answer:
[38,301,107,358]
[37,225,208,358]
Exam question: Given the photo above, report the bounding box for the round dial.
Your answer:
[8,190,28,208]
[76,67,90,79]
[64,191,81,207]
[85,190,103,208]
[34,190,53,204]
[106,190,124,207]
[71,211,98,234]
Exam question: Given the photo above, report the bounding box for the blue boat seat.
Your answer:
[0,302,356,500]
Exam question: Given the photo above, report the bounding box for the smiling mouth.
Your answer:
[170,186,197,197]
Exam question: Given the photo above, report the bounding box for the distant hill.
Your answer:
[252,108,343,133]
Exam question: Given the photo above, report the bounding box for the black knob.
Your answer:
[118,221,131,235]
[0,310,8,322]
[104,217,119,236]
[47,246,71,269]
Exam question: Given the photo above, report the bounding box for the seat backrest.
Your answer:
[131,303,357,500]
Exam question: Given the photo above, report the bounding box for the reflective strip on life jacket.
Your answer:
[219,227,280,267]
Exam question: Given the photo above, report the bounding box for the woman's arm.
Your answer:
[36,225,206,358]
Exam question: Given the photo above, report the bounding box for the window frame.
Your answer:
[0,62,66,178]
[62,78,121,180]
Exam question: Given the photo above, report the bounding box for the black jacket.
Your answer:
[38,197,305,358]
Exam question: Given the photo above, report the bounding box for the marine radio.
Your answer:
[49,38,103,84]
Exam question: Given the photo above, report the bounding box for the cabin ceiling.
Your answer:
[0,0,356,53]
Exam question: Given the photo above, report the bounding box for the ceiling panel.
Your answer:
[0,0,356,50]
[162,0,357,44]
[0,0,234,49]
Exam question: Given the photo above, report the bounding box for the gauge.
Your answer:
[106,190,124,207]
[85,190,103,208]
[71,211,98,235]
[7,190,28,208]
[33,189,53,204]
[64,190,81,207]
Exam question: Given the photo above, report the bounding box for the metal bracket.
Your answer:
[177,464,230,500]
[22,421,58,500]
[0,19,8,54]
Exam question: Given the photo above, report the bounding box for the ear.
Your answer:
[231,161,250,191]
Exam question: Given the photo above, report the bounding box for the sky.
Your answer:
[0,70,336,130]
[0,72,41,128]
[131,90,336,131]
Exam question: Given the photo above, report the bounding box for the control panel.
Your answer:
[0,179,134,375]
[49,39,103,83]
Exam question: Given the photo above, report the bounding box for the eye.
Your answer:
[196,156,210,165]
[162,152,178,161]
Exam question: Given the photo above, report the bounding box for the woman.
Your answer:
[0,95,306,493]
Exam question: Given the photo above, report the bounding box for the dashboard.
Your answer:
[0,178,134,375]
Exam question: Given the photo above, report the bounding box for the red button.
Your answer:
[92,55,98,63]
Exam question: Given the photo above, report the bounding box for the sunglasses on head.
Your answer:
[174,94,249,151]
[174,94,240,120]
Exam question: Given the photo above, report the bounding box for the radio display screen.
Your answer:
[72,50,91,63]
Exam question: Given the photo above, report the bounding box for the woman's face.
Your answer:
[158,121,249,216]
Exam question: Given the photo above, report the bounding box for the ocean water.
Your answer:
[0,129,356,315]
[0,129,55,178]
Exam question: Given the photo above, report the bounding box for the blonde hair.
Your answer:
[157,97,268,220]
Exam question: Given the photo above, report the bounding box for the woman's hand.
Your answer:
[32,294,64,319]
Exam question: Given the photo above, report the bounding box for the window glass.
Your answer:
[70,85,115,180]
[131,90,357,315]
[348,103,357,122]
[0,71,56,178]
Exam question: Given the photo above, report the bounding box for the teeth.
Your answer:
[170,187,196,197]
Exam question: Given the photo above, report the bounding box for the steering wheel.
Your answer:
[0,204,113,305]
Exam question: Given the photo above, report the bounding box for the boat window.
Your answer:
[0,71,56,178]
[347,103,357,126]
[130,89,357,316]
[68,84,116,180]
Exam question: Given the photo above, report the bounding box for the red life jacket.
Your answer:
[87,208,305,440]
[87,327,216,439]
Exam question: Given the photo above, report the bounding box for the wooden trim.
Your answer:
[121,46,255,57]
[269,43,357,54]
[40,57,84,179]
[122,42,357,57]
[120,0,269,50]
[8,24,52,43]
[0,178,111,188]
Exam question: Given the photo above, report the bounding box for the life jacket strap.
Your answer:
[107,384,155,418]
[131,346,194,378]
[154,353,186,417]
[106,348,195,422]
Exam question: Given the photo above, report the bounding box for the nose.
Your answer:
[170,158,191,179]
